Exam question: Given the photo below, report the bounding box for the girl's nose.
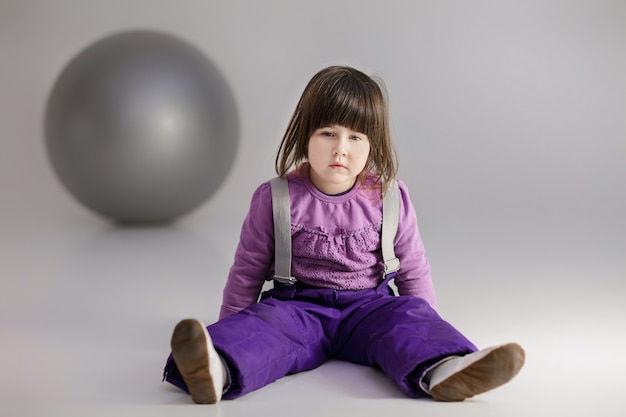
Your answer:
[333,137,348,156]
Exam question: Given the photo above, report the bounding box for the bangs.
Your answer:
[305,72,383,137]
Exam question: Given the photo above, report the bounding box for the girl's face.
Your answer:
[307,125,371,195]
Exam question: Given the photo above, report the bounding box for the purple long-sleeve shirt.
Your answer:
[219,168,437,319]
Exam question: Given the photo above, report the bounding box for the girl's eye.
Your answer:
[322,131,334,137]
[351,135,362,141]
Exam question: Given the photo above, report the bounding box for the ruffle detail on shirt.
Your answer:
[290,222,383,289]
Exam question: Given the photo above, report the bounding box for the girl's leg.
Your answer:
[165,296,332,401]
[334,293,477,398]
[212,298,333,399]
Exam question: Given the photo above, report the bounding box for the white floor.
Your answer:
[2,205,624,417]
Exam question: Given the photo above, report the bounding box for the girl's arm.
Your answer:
[219,182,275,319]
[392,180,438,310]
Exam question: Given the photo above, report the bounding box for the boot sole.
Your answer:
[430,342,525,402]
[170,319,218,404]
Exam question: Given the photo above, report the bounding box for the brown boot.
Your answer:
[427,342,525,401]
[170,319,225,404]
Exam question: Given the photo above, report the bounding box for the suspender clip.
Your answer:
[384,257,400,275]
[273,275,298,286]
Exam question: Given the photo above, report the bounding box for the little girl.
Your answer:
[163,65,525,404]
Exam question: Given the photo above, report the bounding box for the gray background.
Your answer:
[1,1,624,416]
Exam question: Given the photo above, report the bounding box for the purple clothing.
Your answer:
[163,167,478,399]
[220,167,437,320]
[164,277,477,399]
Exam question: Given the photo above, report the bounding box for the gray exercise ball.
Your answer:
[44,30,239,223]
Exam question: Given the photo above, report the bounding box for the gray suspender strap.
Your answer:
[382,179,401,277]
[270,177,297,285]
[270,176,400,285]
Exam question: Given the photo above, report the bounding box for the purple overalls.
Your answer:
[163,274,477,399]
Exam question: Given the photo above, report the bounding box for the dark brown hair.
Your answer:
[275,66,398,196]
